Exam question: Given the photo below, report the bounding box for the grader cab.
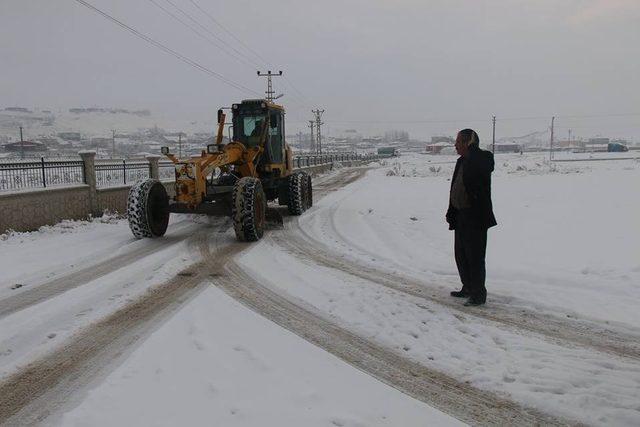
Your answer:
[126,99,312,242]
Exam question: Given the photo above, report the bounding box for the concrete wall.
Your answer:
[96,182,175,216]
[0,185,92,233]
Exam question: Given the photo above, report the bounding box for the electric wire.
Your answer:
[146,0,259,70]
[154,0,312,113]
[187,0,273,68]
[160,0,262,69]
[186,0,313,108]
[73,0,261,96]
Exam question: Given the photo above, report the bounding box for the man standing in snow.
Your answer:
[446,129,497,306]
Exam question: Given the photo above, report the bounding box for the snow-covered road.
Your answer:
[1,154,639,426]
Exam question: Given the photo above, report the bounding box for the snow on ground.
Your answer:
[59,284,462,427]
[233,152,640,425]
[2,154,638,425]
[0,215,211,377]
[302,152,640,328]
[238,238,640,425]
[0,214,132,296]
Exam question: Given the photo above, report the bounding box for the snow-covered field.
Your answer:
[1,152,639,425]
[298,152,640,327]
[237,153,640,425]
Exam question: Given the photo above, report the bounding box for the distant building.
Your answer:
[91,137,113,147]
[57,132,82,141]
[607,142,628,152]
[3,140,47,152]
[425,141,454,154]
[4,107,32,113]
[377,147,399,157]
[588,137,610,145]
[493,143,522,153]
[431,136,454,144]
[384,130,409,142]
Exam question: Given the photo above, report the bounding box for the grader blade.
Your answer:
[265,206,285,229]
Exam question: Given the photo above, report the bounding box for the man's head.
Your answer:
[455,129,479,157]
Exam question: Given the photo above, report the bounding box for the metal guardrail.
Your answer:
[0,158,84,192]
[95,160,151,188]
[292,153,378,168]
[159,161,175,181]
[0,153,380,192]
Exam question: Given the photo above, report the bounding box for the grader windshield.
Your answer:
[237,115,267,148]
[232,100,285,164]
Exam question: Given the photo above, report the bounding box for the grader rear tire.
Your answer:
[305,173,313,208]
[127,179,170,238]
[288,172,311,215]
[232,177,266,242]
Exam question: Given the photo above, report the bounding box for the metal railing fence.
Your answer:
[159,161,175,181]
[95,160,151,188]
[0,158,84,192]
[0,153,380,192]
[292,153,377,168]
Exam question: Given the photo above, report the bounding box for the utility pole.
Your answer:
[178,132,183,158]
[308,120,315,153]
[257,70,283,102]
[568,129,572,147]
[549,116,555,162]
[111,129,116,159]
[19,126,24,160]
[492,115,496,153]
[312,109,325,154]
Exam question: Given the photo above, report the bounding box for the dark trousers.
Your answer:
[454,225,488,302]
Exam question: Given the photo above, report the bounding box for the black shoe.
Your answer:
[464,297,486,307]
[450,290,469,298]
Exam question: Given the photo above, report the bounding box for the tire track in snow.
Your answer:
[0,168,366,424]
[271,171,640,361]
[0,230,244,425]
[0,220,198,320]
[212,259,573,426]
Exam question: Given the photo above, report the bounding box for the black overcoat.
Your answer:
[446,145,497,230]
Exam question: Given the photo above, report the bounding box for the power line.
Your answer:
[146,0,258,70]
[72,0,260,96]
[187,0,273,68]
[310,112,640,125]
[159,0,262,69]
[185,0,313,109]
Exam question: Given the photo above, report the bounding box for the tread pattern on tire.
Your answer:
[232,177,265,242]
[288,172,309,215]
[306,173,313,207]
[127,179,167,238]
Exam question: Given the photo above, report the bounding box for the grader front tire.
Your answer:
[232,177,266,242]
[288,172,311,215]
[127,179,170,238]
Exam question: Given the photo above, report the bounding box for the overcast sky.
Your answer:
[1,0,638,140]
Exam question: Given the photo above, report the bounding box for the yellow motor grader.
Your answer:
[126,99,312,241]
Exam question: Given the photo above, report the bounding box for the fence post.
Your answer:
[146,154,161,180]
[123,160,127,185]
[41,157,46,188]
[79,150,100,217]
